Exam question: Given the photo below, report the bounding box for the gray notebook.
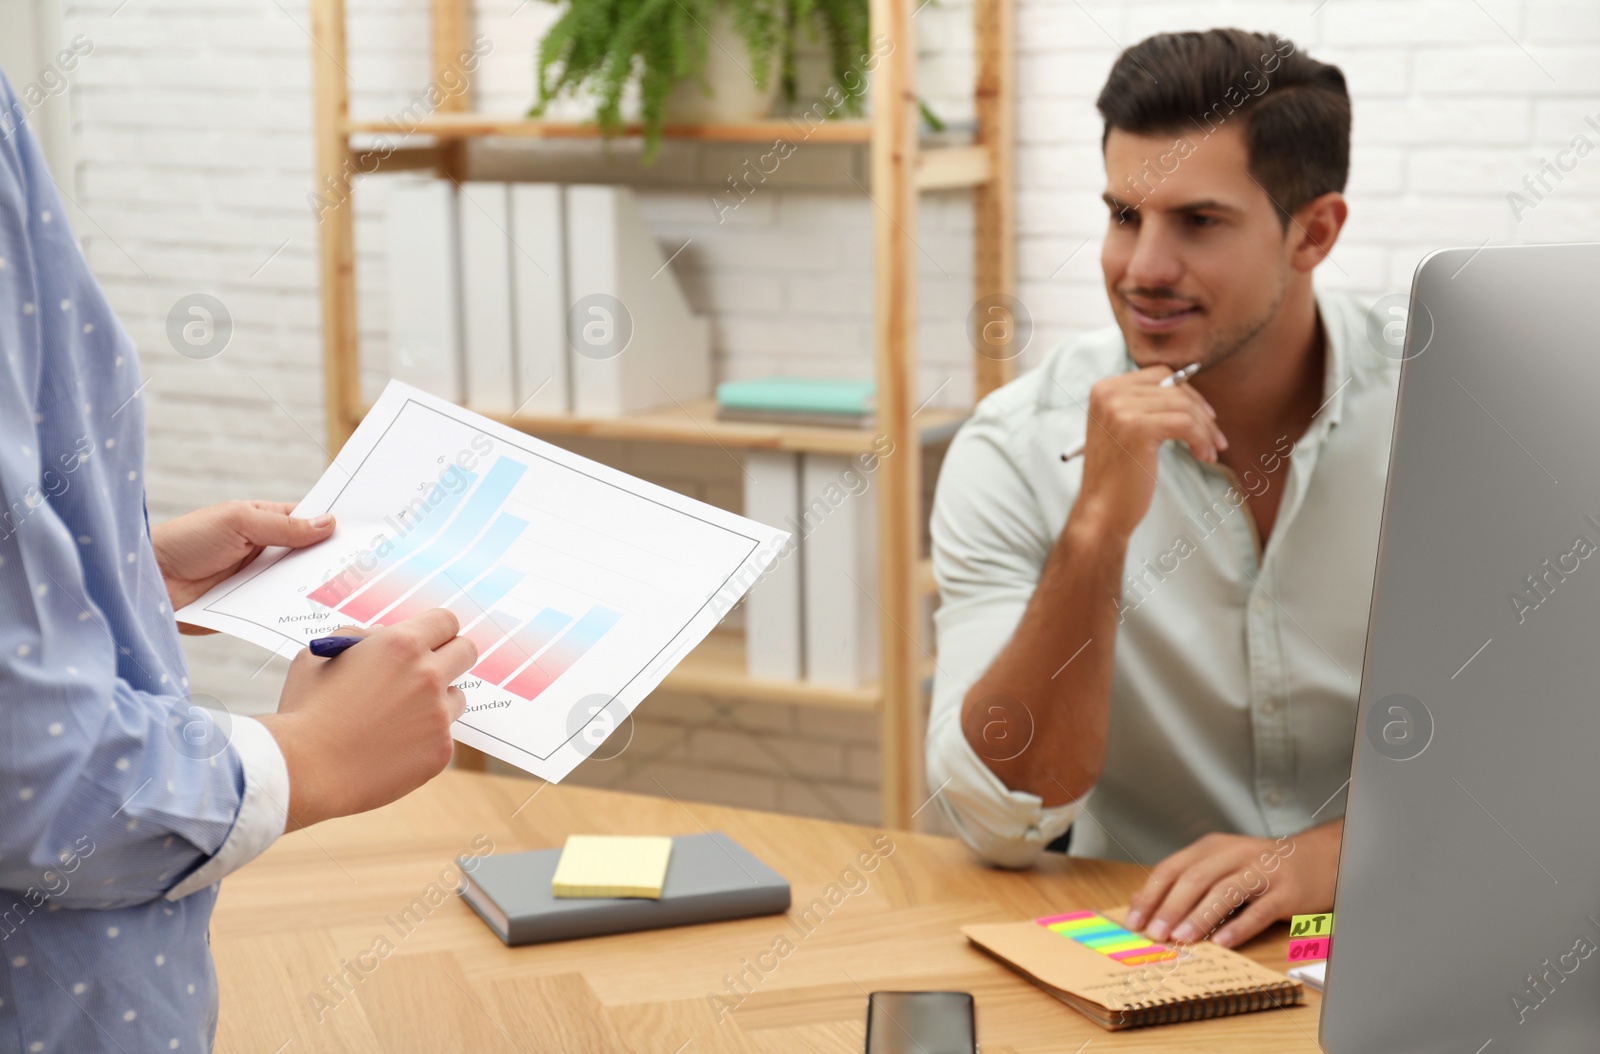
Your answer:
[457,831,791,946]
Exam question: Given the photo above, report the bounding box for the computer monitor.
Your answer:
[1323,242,1600,1052]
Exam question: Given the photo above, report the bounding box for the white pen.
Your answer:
[1059,361,1203,462]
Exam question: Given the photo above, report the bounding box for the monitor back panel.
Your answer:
[1323,242,1600,1053]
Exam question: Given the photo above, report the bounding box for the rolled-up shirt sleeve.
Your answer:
[163,715,288,900]
[925,401,1082,868]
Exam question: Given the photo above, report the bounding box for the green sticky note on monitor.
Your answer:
[1290,912,1334,938]
[551,835,674,899]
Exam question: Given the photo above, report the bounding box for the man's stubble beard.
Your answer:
[1127,270,1289,374]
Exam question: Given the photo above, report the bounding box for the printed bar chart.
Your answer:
[180,382,786,782]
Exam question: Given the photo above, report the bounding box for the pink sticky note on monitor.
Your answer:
[1288,936,1332,962]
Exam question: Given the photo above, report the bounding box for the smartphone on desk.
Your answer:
[864,991,977,1054]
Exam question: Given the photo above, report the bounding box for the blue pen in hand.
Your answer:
[308,634,365,659]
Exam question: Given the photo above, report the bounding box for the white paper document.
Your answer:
[1286,960,1326,991]
[178,381,787,782]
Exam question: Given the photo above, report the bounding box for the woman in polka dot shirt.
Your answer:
[0,73,476,1051]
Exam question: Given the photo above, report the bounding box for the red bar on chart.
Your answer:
[338,566,418,624]
[307,567,365,611]
[472,607,574,687]
[461,612,520,660]
[503,606,621,702]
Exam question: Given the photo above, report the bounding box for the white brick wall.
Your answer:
[47,0,1600,828]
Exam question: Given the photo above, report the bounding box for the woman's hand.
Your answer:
[152,501,335,628]
[256,610,475,828]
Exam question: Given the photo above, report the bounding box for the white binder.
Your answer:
[458,182,515,414]
[742,451,804,680]
[800,454,880,687]
[385,179,462,400]
[509,183,570,415]
[564,185,710,416]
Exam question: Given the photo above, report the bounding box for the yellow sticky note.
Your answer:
[551,835,674,899]
[1290,912,1334,938]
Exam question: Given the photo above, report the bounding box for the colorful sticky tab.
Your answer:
[1287,936,1332,962]
[1039,910,1099,928]
[1036,912,1177,967]
[1289,912,1333,938]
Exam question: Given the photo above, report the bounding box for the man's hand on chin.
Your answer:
[1123,819,1342,950]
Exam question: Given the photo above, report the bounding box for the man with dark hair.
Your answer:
[926,29,1398,950]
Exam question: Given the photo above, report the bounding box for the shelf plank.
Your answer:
[659,630,879,710]
[357,396,966,455]
[345,113,874,145]
[916,145,993,190]
[349,144,442,174]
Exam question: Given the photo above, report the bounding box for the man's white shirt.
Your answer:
[925,290,1401,867]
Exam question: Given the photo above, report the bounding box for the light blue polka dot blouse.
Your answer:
[0,72,288,1053]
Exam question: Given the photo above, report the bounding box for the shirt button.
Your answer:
[1251,595,1268,614]
[1265,789,1284,806]
[1262,700,1279,715]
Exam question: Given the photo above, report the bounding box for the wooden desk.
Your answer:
[212,771,1323,1053]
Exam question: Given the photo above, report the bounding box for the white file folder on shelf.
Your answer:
[510,183,569,415]
[742,452,804,680]
[564,185,710,416]
[386,179,463,400]
[459,182,516,415]
[801,454,879,687]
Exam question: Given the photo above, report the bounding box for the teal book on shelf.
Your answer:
[715,377,876,427]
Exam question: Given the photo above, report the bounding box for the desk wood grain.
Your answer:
[212,771,1323,1053]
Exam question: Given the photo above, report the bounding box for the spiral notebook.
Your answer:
[962,906,1303,1031]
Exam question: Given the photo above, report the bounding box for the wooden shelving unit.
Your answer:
[308,0,1014,828]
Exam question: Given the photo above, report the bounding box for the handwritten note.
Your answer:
[1081,940,1293,1010]
[1288,936,1332,962]
[1290,912,1334,938]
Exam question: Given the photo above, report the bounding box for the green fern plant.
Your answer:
[530,0,871,161]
